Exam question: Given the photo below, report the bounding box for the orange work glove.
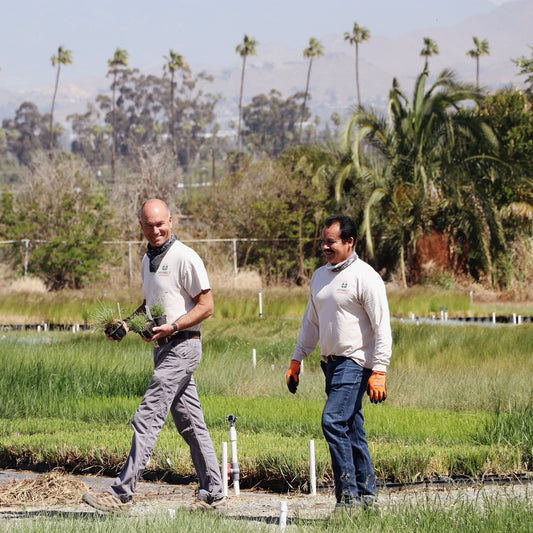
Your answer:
[366,371,387,403]
[286,360,301,394]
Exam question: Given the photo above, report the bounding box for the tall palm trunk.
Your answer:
[49,65,61,161]
[299,58,313,142]
[355,43,361,108]
[237,55,247,156]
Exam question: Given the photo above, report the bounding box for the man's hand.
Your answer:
[106,321,128,342]
[366,371,387,403]
[286,360,301,394]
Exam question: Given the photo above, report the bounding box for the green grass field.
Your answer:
[1,315,532,486]
[1,286,532,531]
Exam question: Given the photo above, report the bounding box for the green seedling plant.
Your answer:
[145,303,167,336]
[90,300,126,339]
[126,312,151,338]
[90,301,120,332]
[148,303,165,319]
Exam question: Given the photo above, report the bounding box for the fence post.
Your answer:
[23,239,30,280]
[128,242,133,286]
[232,238,237,277]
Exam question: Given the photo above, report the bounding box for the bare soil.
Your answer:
[0,470,531,527]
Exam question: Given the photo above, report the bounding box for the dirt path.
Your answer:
[0,470,531,527]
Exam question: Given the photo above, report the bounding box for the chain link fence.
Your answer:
[0,237,315,288]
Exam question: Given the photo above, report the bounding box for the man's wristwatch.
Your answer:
[171,323,179,337]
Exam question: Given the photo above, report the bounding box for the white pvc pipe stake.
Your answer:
[253,348,257,369]
[222,441,228,497]
[230,426,240,495]
[279,501,288,531]
[259,289,263,318]
[492,312,496,324]
[309,440,317,496]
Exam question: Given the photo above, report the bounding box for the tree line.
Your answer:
[0,27,533,291]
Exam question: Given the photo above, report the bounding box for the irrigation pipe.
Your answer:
[279,501,288,531]
[309,440,316,496]
[227,414,240,495]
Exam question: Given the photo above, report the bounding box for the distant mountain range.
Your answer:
[1,0,532,129]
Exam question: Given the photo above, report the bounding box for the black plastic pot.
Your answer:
[141,315,167,339]
[105,321,127,341]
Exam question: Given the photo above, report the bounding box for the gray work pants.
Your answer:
[109,336,223,503]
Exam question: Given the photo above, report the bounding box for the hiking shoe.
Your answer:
[360,495,379,512]
[82,491,131,513]
[187,496,227,511]
[333,501,357,516]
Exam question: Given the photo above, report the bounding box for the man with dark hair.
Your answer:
[83,198,224,512]
[286,214,392,510]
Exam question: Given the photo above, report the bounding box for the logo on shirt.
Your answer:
[337,281,350,294]
[158,264,170,276]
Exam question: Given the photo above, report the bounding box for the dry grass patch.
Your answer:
[7,276,48,294]
[0,469,87,505]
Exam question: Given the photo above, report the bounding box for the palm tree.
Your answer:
[467,36,490,88]
[49,45,73,161]
[108,48,129,181]
[299,37,324,143]
[344,22,371,107]
[420,37,439,72]
[339,69,496,286]
[163,50,189,161]
[235,34,258,156]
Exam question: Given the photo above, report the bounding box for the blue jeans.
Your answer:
[322,357,376,504]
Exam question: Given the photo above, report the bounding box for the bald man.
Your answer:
[83,198,224,512]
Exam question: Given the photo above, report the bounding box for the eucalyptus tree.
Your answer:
[242,89,304,156]
[344,22,371,107]
[163,50,189,160]
[339,69,495,286]
[49,45,73,161]
[2,102,49,166]
[67,103,109,170]
[299,37,324,143]
[107,47,129,181]
[420,37,439,72]
[467,36,490,88]
[235,34,258,155]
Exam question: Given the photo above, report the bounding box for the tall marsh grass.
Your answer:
[2,284,533,325]
[1,315,532,485]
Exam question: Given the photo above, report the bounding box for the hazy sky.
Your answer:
[0,0,522,91]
